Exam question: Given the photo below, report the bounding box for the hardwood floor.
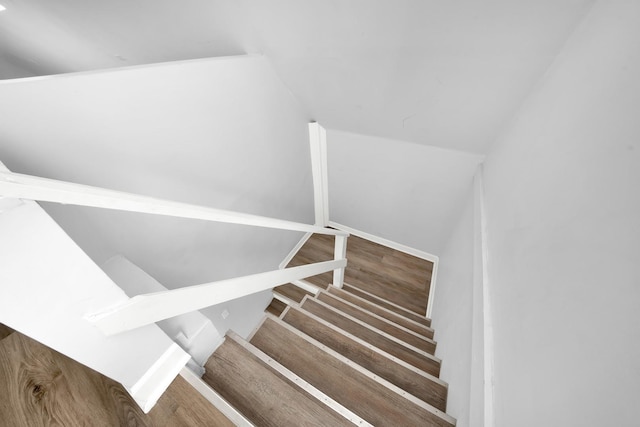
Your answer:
[287,233,433,315]
[0,331,233,426]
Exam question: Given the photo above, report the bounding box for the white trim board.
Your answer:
[309,123,330,227]
[327,221,438,262]
[327,221,439,318]
[128,343,191,413]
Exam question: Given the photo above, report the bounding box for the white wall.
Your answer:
[0,56,313,330]
[431,188,475,426]
[482,1,640,425]
[327,129,483,255]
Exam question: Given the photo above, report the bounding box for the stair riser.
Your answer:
[328,286,435,339]
[251,318,453,427]
[343,283,432,327]
[282,306,447,411]
[317,292,437,354]
[301,298,441,377]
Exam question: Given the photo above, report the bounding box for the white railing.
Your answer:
[87,259,346,335]
[0,171,347,236]
[0,170,348,335]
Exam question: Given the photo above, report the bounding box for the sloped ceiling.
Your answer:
[0,0,594,153]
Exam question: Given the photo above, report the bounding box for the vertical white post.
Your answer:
[332,235,348,288]
[309,122,330,227]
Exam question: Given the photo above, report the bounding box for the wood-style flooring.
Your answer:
[287,233,433,315]
[0,328,233,427]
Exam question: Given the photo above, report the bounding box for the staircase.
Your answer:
[200,280,455,426]
[0,232,456,425]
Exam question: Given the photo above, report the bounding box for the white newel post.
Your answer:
[333,235,348,288]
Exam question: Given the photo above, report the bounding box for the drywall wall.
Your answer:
[431,191,474,426]
[0,190,187,410]
[482,1,640,425]
[327,129,483,255]
[0,56,313,333]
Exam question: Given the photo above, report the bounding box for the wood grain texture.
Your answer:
[281,306,448,411]
[342,283,432,327]
[266,298,287,317]
[250,317,453,427]
[316,291,437,354]
[287,233,432,315]
[274,283,314,303]
[328,286,435,339]
[0,332,233,427]
[300,298,441,377]
[203,337,350,427]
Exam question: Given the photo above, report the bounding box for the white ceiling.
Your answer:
[0,0,595,152]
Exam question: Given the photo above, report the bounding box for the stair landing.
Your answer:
[286,233,433,315]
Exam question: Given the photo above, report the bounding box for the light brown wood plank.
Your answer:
[0,332,233,427]
[250,317,453,427]
[343,283,432,327]
[274,283,314,303]
[300,297,441,377]
[287,233,432,314]
[328,286,435,339]
[281,306,448,411]
[317,291,437,354]
[266,298,287,317]
[203,336,350,427]
[148,375,235,427]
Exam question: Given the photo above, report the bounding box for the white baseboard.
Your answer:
[327,221,438,263]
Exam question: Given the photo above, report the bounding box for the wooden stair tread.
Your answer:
[0,332,234,426]
[300,297,441,377]
[203,335,350,427]
[250,317,454,427]
[317,291,437,354]
[343,283,432,327]
[287,234,432,314]
[274,283,314,303]
[328,286,434,339]
[281,305,448,411]
[266,298,287,317]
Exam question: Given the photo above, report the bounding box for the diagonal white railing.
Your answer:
[0,171,348,236]
[0,170,349,335]
[87,259,347,335]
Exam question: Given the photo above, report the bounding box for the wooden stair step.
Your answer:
[328,286,434,339]
[316,291,437,354]
[0,332,234,426]
[300,297,441,377]
[266,298,287,317]
[274,283,314,303]
[343,283,432,327]
[203,333,351,427]
[250,316,455,427]
[281,305,448,411]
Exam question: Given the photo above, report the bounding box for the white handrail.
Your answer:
[86,259,347,335]
[0,171,348,236]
